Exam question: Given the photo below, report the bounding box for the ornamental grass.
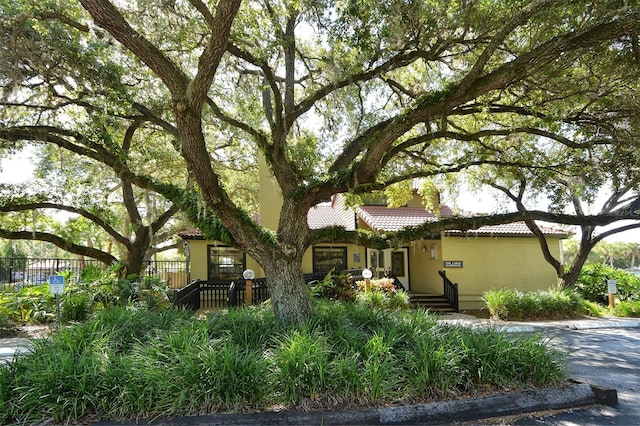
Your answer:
[0,301,565,424]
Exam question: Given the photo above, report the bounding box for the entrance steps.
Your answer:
[409,292,457,312]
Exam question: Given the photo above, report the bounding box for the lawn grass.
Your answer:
[0,301,566,424]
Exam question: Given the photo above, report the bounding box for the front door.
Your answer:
[366,248,385,278]
[389,248,409,291]
[366,248,410,291]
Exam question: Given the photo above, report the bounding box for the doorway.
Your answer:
[366,247,410,291]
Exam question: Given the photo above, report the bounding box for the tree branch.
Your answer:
[0,229,118,265]
[79,0,190,96]
[187,0,241,110]
[0,202,131,247]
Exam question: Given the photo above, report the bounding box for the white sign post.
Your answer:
[49,275,65,328]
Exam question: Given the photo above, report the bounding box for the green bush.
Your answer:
[355,278,411,311]
[4,284,56,324]
[0,312,18,337]
[61,291,93,322]
[0,266,172,326]
[575,264,640,304]
[0,302,566,424]
[309,271,357,301]
[612,300,640,317]
[483,288,589,321]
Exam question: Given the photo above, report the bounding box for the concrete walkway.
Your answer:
[0,337,33,364]
[437,313,640,333]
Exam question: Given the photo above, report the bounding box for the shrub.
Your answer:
[4,284,56,324]
[483,288,589,321]
[0,265,173,327]
[355,287,410,311]
[354,278,411,311]
[309,271,357,301]
[575,264,640,304]
[61,291,93,322]
[0,312,18,337]
[0,303,567,424]
[612,301,640,317]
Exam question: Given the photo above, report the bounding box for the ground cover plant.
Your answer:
[612,301,640,318]
[0,301,566,424]
[0,267,171,330]
[483,288,592,321]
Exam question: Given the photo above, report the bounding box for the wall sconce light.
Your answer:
[420,244,437,260]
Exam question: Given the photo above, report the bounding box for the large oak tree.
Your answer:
[1,0,639,323]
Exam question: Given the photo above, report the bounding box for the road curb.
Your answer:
[101,380,615,425]
[569,319,639,330]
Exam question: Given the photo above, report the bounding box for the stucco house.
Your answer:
[179,184,569,310]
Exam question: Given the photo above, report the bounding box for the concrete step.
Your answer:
[409,293,456,312]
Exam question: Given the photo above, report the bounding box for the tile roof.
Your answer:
[444,222,569,237]
[357,205,454,232]
[178,199,570,240]
[177,229,206,240]
[307,203,356,231]
[357,205,568,237]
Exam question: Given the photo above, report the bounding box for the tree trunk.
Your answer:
[258,198,315,324]
[123,247,146,277]
[264,256,313,325]
[561,236,595,289]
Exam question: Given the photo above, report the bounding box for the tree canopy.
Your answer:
[1,0,639,323]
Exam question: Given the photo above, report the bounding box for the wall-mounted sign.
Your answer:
[444,261,463,268]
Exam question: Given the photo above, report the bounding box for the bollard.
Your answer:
[245,279,253,305]
[362,268,373,292]
[243,269,255,306]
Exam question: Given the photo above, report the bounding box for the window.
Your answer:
[313,246,347,273]
[208,246,245,281]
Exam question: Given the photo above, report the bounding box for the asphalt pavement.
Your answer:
[1,315,638,425]
[507,326,640,425]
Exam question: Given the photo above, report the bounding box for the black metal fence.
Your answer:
[0,257,188,291]
[173,272,357,311]
[174,278,273,311]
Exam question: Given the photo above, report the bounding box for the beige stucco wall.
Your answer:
[439,235,562,309]
[189,239,366,281]
[259,154,282,232]
[185,234,562,310]
[406,239,443,293]
[186,239,263,282]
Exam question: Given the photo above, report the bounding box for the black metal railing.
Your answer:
[174,273,335,311]
[173,280,202,310]
[172,270,405,312]
[226,278,270,308]
[438,270,459,312]
[0,257,188,291]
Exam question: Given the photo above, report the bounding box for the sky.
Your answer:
[1,151,639,243]
[0,149,35,184]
